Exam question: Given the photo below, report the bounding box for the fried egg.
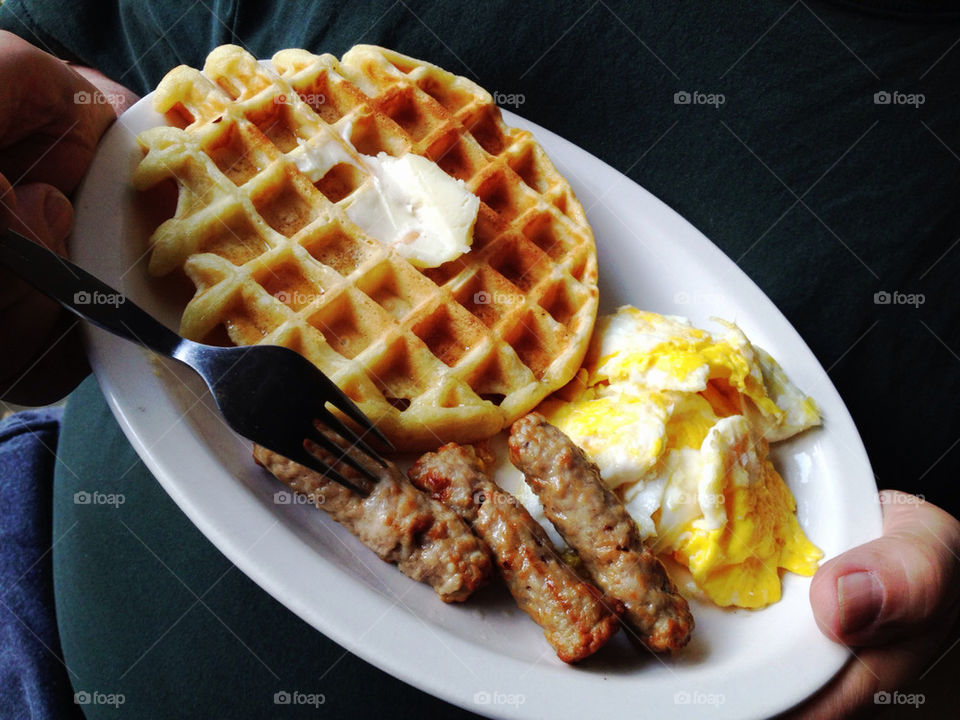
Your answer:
[522,307,823,609]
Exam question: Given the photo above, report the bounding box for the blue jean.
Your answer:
[0,408,82,720]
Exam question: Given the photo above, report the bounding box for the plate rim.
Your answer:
[69,89,882,720]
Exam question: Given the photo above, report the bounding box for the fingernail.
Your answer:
[42,188,73,243]
[837,571,884,634]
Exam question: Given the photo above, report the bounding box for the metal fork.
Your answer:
[0,228,392,495]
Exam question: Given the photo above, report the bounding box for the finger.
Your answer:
[0,176,88,404]
[71,65,140,116]
[781,614,958,719]
[810,491,960,647]
[0,31,115,192]
[0,177,74,312]
[0,176,76,395]
[1,182,74,254]
[0,171,74,260]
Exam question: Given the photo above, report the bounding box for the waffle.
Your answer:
[132,44,598,450]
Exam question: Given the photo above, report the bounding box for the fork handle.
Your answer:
[0,228,182,357]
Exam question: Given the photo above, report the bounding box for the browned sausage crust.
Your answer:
[508,413,694,651]
[408,443,621,662]
[253,444,492,602]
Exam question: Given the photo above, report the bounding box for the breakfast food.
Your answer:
[528,307,823,608]
[409,443,622,662]
[132,41,826,670]
[132,44,598,450]
[509,414,694,651]
[253,441,492,602]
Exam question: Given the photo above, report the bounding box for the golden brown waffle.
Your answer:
[133,44,598,450]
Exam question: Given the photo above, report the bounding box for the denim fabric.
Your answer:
[0,408,81,720]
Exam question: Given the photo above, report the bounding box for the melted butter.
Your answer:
[294,135,356,183]
[345,152,479,268]
[293,120,479,268]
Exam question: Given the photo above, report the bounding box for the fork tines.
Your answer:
[281,443,372,497]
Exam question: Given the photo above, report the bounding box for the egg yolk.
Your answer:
[672,461,822,608]
[540,306,824,610]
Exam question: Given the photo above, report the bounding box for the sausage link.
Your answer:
[508,413,694,651]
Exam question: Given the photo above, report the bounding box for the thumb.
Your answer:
[810,490,960,647]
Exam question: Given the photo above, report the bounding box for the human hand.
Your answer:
[0,30,138,404]
[784,490,960,718]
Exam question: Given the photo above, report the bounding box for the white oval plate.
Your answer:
[71,89,881,719]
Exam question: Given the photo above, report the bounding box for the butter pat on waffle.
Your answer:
[132,44,598,450]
